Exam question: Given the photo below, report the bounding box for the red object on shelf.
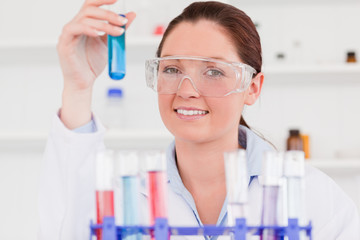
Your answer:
[153,25,165,36]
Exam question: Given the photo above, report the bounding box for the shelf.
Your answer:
[263,64,360,75]
[1,38,359,77]
[0,129,172,141]
[0,36,163,49]
[0,129,173,151]
[308,159,360,168]
[307,159,360,175]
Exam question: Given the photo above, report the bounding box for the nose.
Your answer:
[176,76,201,98]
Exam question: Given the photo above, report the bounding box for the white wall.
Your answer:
[0,0,360,239]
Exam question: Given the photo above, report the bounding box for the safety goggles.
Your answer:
[145,56,257,97]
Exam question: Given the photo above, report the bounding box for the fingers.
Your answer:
[59,0,136,47]
[81,6,128,27]
[84,0,117,7]
[124,11,136,29]
[82,17,124,36]
[59,22,98,47]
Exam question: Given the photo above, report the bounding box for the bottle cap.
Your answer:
[115,150,139,177]
[224,149,248,203]
[261,151,283,186]
[283,150,305,177]
[347,51,356,57]
[96,150,114,190]
[289,129,300,136]
[107,87,124,98]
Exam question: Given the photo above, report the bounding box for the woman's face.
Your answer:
[158,20,251,144]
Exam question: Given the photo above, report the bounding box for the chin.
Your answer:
[166,124,216,144]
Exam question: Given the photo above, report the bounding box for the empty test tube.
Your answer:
[224,149,248,226]
[284,151,307,240]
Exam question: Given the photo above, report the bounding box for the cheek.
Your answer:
[158,94,174,121]
[210,96,244,124]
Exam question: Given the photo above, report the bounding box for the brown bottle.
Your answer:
[346,51,357,63]
[287,129,303,151]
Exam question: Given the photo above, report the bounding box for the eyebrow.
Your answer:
[161,54,229,62]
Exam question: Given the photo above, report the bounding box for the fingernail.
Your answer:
[97,31,105,36]
[116,27,125,34]
[118,16,128,25]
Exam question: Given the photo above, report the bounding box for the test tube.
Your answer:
[144,151,168,235]
[284,151,307,240]
[224,149,248,226]
[96,150,115,240]
[108,0,126,80]
[115,151,142,240]
[260,151,283,240]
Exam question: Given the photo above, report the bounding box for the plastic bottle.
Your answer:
[301,134,310,159]
[287,129,303,151]
[103,87,125,129]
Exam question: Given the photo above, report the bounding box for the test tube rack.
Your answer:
[90,217,312,240]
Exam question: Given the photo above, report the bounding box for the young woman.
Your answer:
[39,1,360,239]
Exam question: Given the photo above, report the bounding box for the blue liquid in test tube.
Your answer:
[122,175,141,240]
[108,14,126,80]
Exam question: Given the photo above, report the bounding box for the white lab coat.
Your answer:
[38,114,360,240]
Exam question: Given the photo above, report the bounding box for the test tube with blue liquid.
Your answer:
[260,151,283,240]
[284,151,307,240]
[115,151,141,240]
[108,0,126,80]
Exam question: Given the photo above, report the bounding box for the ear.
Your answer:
[244,72,264,105]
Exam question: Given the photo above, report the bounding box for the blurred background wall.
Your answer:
[1,0,360,239]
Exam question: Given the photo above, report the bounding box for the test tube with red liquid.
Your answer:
[96,150,115,240]
[144,151,168,240]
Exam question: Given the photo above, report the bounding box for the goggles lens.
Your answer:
[145,56,256,97]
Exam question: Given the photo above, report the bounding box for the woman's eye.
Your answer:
[163,67,180,74]
[206,69,224,77]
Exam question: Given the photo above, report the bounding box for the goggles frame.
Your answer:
[145,55,257,97]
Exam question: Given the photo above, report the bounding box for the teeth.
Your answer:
[177,109,207,115]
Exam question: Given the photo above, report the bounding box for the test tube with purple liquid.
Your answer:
[260,151,283,240]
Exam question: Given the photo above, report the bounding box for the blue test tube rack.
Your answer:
[90,217,312,240]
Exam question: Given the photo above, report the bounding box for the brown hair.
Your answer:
[156,1,262,128]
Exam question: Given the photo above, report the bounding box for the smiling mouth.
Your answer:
[175,109,209,116]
